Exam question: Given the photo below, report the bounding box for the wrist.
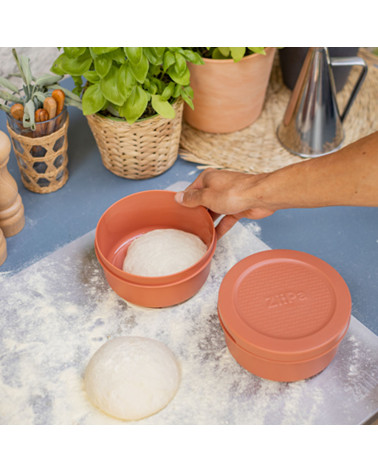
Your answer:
[244,171,283,212]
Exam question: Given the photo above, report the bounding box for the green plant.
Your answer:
[51,47,203,124]
[0,49,81,130]
[191,47,267,62]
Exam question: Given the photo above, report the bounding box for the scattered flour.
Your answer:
[0,221,377,425]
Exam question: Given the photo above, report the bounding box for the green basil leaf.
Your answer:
[174,52,187,75]
[168,65,190,86]
[94,55,112,78]
[129,55,149,84]
[119,85,148,123]
[218,47,230,57]
[82,83,107,115]
[125,47,143,64]
[83,70,101,83]
[50,55,66,75]
[154,47,165,59]
[181,87,194,109]
[100,67,125,106]
[212,48,227,59]
[117,64,136,100]
[60,50,92,76]
[163,51,175,72]
[143,48,161,66]
[230,47,246,62]
[248,47,266,55]
[173,83,182,98]
[63,47,87,58]
[182,50,204,65]
[151,94,175,119]
[107,48,126,64]
[161,82,175,101]
[91,47,118,55]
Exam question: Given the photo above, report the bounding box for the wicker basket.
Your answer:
[6,111,69,194]
[86,99,184,180]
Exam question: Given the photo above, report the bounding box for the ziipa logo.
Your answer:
[265,291,307,309]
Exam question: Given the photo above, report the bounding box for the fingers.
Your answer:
[174,188,205,208]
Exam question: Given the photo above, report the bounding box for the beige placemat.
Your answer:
[179,49,378,173]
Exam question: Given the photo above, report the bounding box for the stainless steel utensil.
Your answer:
[277,47,368,158]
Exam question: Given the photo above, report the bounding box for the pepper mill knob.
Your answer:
[0,130,25,237]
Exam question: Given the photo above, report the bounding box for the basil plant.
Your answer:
[191,47,267,62]
[51,47,203,124]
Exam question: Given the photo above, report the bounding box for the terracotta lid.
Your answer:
[218,250,351,362]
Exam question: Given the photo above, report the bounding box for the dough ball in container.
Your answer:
[123,229,207,277]
[84,336,180,421]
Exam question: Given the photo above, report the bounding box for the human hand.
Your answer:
[174,169,275,239]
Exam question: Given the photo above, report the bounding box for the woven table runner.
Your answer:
[179,49,378,174]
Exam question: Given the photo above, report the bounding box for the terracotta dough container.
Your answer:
[218,250,351,382]
[95,190,216,307]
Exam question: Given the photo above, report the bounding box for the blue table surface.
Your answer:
[1,80,377,336]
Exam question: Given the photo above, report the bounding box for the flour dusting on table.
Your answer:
[0,221,377,425]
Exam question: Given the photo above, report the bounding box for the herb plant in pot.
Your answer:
[0,49,81,193]
[184,47,276,134]
[52,47,202,179]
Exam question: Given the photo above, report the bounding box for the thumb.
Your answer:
[175,188,205,208]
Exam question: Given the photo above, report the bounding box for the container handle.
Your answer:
[330,56,368,122]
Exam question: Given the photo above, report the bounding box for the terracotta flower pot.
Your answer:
[184,48,276,133]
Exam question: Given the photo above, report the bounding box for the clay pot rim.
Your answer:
[197,47,275,65]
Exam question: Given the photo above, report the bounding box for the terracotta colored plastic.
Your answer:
[183,48,276,133]
[95,190,217,307]
[0,228,6,266]
[0,130,25,237]
[218,249,352,382]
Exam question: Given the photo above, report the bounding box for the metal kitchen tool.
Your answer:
[277,47,368,157]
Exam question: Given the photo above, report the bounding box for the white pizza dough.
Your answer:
[123,228,207,276]
[84,336,180,421]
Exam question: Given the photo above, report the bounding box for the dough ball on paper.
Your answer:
[84,336,180,421]
[123,228,207,277]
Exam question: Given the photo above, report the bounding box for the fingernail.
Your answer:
[175,191,184,203]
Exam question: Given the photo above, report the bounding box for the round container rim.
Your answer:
[218,249,352,362]
[95,190,217,284]
[95,241,216,289]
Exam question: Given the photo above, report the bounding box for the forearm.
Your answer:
[254,131,378,211]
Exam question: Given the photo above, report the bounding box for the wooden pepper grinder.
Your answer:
[0,129,25,239]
